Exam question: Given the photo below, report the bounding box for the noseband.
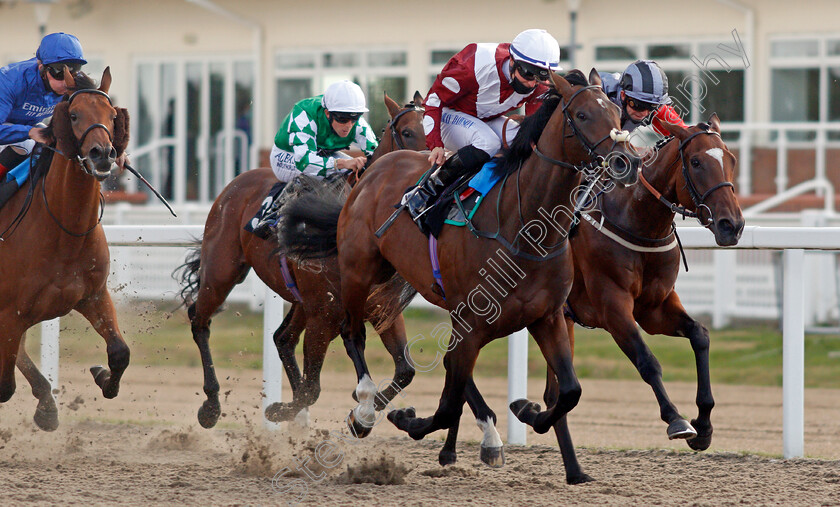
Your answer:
[67,88,115,176]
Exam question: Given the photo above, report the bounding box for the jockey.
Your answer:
[250,80,378,236]
[0,32,87,179]
[413,28,561,212]
[599,59,687,147]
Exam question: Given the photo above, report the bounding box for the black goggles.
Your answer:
[330,112,362,124]
[46,62,82,80]
[626,97,658,112]
[515,61,550,82]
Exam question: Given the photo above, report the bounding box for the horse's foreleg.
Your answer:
[0,328,21,403]
[15,335,58,431]
[510,313,580,435]
[603,293,696,441]
[264,304,310,423]
[388,327,476,441]
[543,367,593,484]
[638,292,713,451]
[373,315,415,411]
[75,291,129,399]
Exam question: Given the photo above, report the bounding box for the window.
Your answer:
[769,36,840,140]
[274,48,409,134]
[594,39,748,125]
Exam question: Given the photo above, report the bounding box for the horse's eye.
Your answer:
[576,112,586,121]
[70,113,78,121]
[691,158,701,168]
[401,129,412,137]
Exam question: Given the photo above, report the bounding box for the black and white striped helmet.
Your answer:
[619,60,670,105]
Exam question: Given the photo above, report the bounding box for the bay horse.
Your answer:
[279,70,640,483]
[562,114,744,450]
[0,68,130,431]
[434,114,745,468]
[175,92,426,429]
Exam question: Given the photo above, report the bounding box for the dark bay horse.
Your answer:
[563,114,744,450]
[279,70,640,483]
[0,68,130,430]
[175,92,426,429]
[434,114,745,468]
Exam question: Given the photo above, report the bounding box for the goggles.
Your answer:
[626,97,658,112]
[330,112,362,124]
[514,61,550,82]
[45,62,82,80]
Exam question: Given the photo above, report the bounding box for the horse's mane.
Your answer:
[496,70,589,176]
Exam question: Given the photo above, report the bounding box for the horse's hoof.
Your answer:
[567,472,595,485]
[197,400,221,428]
[347,410,373,439]
[480,445,505,468]
[438,449,457,467]
[509,399,541,426]
[667,419,697,440]
[90,366,119,399]
[34,406,59,432]
[686,419,713,451]
[294,408,310,427]
[264,402,298,423]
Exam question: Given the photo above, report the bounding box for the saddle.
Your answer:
[244,181,287,239]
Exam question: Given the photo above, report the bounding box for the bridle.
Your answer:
[532,85,630,173]
[66,88,117,177]
[384,102,424,150]
[638,124,734,225]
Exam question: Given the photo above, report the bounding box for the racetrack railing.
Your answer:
[38,225,837,458]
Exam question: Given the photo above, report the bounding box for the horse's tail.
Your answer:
[173,239,203,307]
[368,273,418,333]
[277,176,347,261]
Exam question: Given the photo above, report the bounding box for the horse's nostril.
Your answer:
[718,219,734,235]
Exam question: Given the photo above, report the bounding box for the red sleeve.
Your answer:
[652,105,687,136]
[523,83,550,116]
[423,45,478,150]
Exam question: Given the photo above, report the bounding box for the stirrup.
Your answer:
[404,185,436,219]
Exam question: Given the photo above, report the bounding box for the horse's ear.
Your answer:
[63,66,76,90]
[708,112,721,133]
[551,72,574,98]
[99,67,112,94]
[588,68,602,87]
[414,90,424,106]
[113,108,130,156]
[383,92,401,119]
[654,114,690,141]
[51,101,79,159]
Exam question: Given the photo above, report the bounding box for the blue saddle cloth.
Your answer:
[443,158,505,226]
[0,156,33,209]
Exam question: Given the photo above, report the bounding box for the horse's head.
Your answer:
[549,69,640,187]
[372,91,426,163]
[51,67,130,182]
[658,114,745,246]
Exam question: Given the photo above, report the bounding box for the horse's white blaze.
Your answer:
[476,416,503,448]
[706,148,725,176]
[353,374,377,428]
[597,98,608,109]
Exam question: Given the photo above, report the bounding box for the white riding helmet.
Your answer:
[510,29,561,71]
[322,80,369,113]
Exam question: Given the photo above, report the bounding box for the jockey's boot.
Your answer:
[0,146,28,180]
[250,194,283,238]
[406,146,490,218]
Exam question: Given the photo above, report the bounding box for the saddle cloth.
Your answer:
[0,156,33,210]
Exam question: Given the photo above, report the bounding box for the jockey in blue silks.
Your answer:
[0,32,87,179]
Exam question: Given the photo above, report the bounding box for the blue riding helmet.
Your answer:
[36,32,87,65]
[619,59,670,105]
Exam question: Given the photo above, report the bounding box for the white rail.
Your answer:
[39,225,830,458]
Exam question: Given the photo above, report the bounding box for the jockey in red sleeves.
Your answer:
[599,59,687,147]
[414,29,560,210]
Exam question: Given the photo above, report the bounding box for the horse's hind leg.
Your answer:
[437,377,502,468]
[264,303,310,423]
[638,292,714,451]
[75,290,130,399]
[372,315,415,411]
[15,335,58,431]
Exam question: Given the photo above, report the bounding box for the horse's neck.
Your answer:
[602,141,682,238]
[41,158,101,233]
